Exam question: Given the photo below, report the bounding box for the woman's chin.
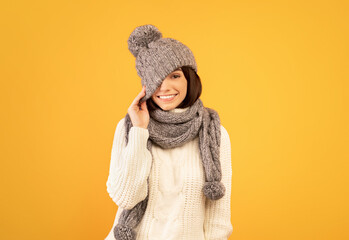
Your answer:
[158,103,176,111]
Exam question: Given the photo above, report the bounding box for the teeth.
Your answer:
[159,94,176,99]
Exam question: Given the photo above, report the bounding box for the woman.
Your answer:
[105,24,233,240]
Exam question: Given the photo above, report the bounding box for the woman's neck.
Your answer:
[168,107,189,113]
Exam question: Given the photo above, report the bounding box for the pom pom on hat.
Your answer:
[127,24,162,57]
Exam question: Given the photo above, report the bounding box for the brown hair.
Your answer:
[146,65,202,112]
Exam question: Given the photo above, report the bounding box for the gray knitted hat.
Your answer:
[127,24,198,103]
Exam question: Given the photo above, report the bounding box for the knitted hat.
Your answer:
[127,24,198,104]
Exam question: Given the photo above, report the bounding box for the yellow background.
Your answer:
[1,0,348,239]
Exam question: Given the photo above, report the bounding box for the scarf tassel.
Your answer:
[203,181,226,200]
[113,224,135,240]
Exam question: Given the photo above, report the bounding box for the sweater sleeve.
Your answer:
[106,117,153,210]
[203,125,233,240]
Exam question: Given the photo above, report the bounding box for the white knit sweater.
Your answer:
[105,107,233,240]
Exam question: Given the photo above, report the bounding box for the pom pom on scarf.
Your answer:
[114,224,136,240]
[203,181,226,200]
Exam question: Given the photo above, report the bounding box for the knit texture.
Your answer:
[105,107,233,239]
[127,24,197,103]
[113,98,225,239]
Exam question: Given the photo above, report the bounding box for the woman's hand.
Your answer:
[127,86,149,129]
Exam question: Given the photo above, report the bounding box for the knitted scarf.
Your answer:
[113,98,225,240]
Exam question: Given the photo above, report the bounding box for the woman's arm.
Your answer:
[204,125,234,240]
[106,117,152,210]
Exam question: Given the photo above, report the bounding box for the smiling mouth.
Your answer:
[158,93,177,97]
[157,93,178,100]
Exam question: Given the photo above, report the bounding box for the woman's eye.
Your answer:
[172,74,180,78]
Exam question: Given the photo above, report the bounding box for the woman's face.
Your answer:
[151,68,187,111]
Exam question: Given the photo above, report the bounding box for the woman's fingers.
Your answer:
[127,85,149,129]
[140,98,148,111]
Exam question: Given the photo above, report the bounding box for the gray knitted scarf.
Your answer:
[113,98,225,240]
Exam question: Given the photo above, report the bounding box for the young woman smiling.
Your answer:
[105,24,233,240]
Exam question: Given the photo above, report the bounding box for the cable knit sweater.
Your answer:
[105,107,233,240]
